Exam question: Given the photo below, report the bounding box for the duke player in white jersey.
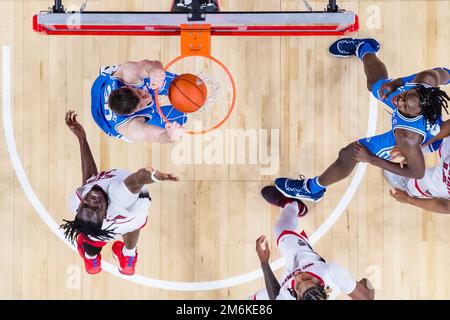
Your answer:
[91,60,186,143]
[61,111,179,275]
[251,186,375,300]
[275,38,450,203]
[387,120,450,214]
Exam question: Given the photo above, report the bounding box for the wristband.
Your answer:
[150,169,162,183]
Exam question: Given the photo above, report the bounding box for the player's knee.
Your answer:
[338,143,354,161]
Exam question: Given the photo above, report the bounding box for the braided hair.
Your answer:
[416,84,449,125]
[60,218,117,245]
[299,285,329,300]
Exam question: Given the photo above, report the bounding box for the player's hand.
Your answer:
[65,110,86,140]
[390,146,407,168]
[149,68,165,90]
[145,167,180,182]
[378,79,401,100]
[389,188,411,204]
[359,278,375,300]
[256,235,270,264]
[353,142,375,164]
[165,121,185,142]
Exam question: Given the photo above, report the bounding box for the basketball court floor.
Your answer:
[0,0,449,299]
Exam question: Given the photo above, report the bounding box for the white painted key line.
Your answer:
[2,45,378,291]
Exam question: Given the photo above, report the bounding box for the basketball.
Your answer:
[168,74,208,113]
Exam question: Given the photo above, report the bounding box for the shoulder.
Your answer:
[413,70,441,87]
[113,62,144,85]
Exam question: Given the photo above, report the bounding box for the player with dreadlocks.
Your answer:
[62,110,179,275]
[275,37,450,203]
[251,186,375,300]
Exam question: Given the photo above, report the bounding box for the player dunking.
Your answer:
[275,38,450,202]
[61,110,179,275]
[252,186,374,300]
[91,60,186,143]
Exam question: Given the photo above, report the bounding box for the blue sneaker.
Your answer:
[274,177,325,203]
[329,38,381,58]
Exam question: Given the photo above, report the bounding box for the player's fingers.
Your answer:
[256,235,265,244]
[389,189,395,197]
[264,240,269,252]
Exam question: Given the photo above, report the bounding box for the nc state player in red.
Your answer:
[252,186,375,300]
[61,110,178,275]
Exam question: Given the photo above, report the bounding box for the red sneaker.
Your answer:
[76,234,102,275]
[112,241,138,276]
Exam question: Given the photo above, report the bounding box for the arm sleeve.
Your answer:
[108,179,139,208]
[328,262,357,294]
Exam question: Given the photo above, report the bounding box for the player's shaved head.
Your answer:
[108,87,141,115]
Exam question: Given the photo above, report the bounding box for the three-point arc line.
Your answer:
[2,45,378,293]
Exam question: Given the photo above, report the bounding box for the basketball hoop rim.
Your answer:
[155,54,237,135]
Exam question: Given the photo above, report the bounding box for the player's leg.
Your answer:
[275,131,396,201]
[273,202,301,238]
[274,141,356,202]
[122,229,140,253]
[328,38,387,91]
[316,141,358,186]
[260,186,308,237]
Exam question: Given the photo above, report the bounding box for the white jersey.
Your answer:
[252,230,356,300]
[69,169,151,242]
[276,231,356,300]
[407,137,450,199]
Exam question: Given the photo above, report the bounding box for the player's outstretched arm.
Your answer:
[256,236,280,300]
[390,189,450,214]
[348,278,375,300]
[413,68,450,87]
[123,168,179,194]
[118,118,185,143]
[353,131,425,179]
[65,110,98,184]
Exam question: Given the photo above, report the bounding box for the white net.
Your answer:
[157,55,236,134]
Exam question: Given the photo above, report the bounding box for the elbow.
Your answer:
[413,170,425,180]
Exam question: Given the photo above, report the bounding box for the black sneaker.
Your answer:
[261,186,308,217]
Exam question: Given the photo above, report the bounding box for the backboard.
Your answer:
[33,1,359,37]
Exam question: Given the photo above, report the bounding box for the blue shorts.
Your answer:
[359,133,443,160]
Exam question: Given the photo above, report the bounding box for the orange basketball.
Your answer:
[168,74,207,113]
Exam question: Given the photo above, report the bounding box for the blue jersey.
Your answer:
[372,79,442,144]
[91,65,185,141]
[361,68,449,160]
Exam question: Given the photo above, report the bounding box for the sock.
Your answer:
[273,202,299,238]
[307,176,326,194]
[84,252,97,260]
[122,246,137,257]
[357,41,377,61]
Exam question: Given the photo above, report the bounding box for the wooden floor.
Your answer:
[0,0,449,299]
